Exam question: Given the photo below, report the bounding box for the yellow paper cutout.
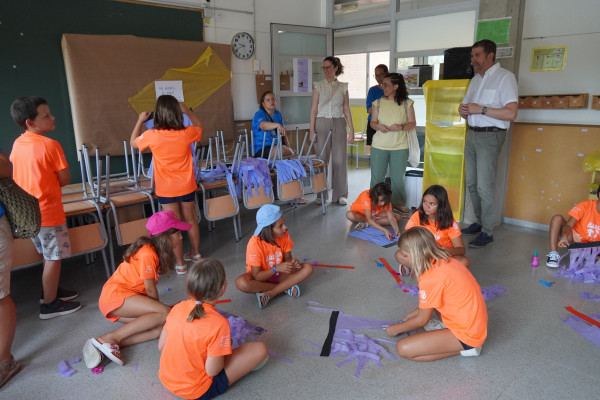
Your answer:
[422,80,471,220]
[128,46,232,113]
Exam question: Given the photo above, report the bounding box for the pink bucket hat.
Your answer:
[146,210,192,236]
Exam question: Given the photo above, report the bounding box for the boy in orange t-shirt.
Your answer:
[9,96,80,320]
[385,227,487,361]
[546,186,600,268]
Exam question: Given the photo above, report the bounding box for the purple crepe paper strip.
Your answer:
[57,360,76,377]
[303,329,397,378]
[580,292,600,302]
[135,362,139,372]
[218,310,266,349]
[302,257,308,262]
[307,301,395,330]
[394,284,419,296]
[66,358,80,365]
[268,348,294,364]
[312,260,319,266]
[554,246,600,285]
[561,314,600,348]
[480,284,508,301]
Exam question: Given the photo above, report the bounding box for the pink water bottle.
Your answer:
[531,249,539,268]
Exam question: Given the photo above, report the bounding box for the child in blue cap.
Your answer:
[235,204,313,308]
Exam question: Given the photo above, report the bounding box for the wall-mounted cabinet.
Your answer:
[518,93,589,109]
[592,95,600,110]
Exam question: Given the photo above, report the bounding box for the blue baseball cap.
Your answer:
[254,204,282,236]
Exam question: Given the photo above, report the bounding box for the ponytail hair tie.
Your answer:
[195,300,202,305]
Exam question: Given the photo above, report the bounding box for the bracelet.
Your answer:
[272,265,278,275]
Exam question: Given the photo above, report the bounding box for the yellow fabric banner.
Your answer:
[422,79,470,221]
[128,46,232,113]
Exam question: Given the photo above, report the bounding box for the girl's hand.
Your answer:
[558,235,569,248]
[138,111,151,122]
[384,230,393,240]
[277,260,295,274]
[290,258,301,270]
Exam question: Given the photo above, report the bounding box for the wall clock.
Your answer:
[231,32,255,60]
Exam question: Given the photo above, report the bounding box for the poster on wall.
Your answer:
[398,68,420,89]
[155,80,184,101]
[476,17,511,45]
[530,46,567,71]
[293,58,312,92]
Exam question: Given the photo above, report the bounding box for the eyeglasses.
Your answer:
[321,65,334,71]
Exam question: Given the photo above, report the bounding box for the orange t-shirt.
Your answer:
[135,126,202,197]
[98,244,159,322]
[405,211,462,248]
[245,231,294,273]
[9,131,68,226]
[349,190,391,217]
[159,300,231,399]
[418,257,488,347]
[568,199,600,242]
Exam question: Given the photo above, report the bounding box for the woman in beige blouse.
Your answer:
[370,73,416,213]
[309,56,354,205]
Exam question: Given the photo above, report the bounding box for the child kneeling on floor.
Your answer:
[235,204,313,309]
[385,227,487,361]
[546,185,600,268]
[159,259,268,400]
[346,182,401,240]
[83,210,191,368]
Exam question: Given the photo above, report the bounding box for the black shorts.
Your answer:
[157,191,196,204]
[366,124,376,146]
[254,146,272,158]
[458,340,474,350]
[194,368,229,400]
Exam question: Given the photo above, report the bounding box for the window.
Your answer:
[337,50,390,100]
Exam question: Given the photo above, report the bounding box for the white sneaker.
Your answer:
[460,346,482,357]
[423,318,446,331]
[546,251,560,268]
[338,197,348,205]
[315,197,322,205]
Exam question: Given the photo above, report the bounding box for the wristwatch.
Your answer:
[481,106,488,115]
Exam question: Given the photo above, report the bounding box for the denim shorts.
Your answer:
[31,222,71,260]
[195,369,229,400]
[157,191,196,204]
[459,340,474,351]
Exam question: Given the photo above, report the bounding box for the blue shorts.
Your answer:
[157,191,196,204]
[459,340,473,351]
[195,369,229,400]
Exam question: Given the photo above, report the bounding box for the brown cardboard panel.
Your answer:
[505,123,600,225]
[62,34,234,156]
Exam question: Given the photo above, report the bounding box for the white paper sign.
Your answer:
[293,58,312,93]
[154,80,184,102]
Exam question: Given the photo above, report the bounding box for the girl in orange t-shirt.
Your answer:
[399,185,470,275]
[385,227,487,361]
[159,259,268,400]
[83,211,191,369]
[235,204,313,309]
[131,95,203,274]
[346,182,402,240]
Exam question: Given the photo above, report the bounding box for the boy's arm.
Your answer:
[57,167,71,187]
[558,217,578,247]
[0,151,12,178]
[130,112,151,149]
[205,355,225,377]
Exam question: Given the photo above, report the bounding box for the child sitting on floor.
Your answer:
[159,259,268,400]
[346,182,401,240]
[399,184,470,275]
[83,211,191,368]
[235,204,313,309]
[546,185,600,268]
[385,227,487,361]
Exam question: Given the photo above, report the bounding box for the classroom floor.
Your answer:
[3,162,599,400]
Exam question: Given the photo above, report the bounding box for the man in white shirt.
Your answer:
[458,39,518,248]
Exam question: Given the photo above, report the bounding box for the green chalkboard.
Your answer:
[0,0,203,180]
